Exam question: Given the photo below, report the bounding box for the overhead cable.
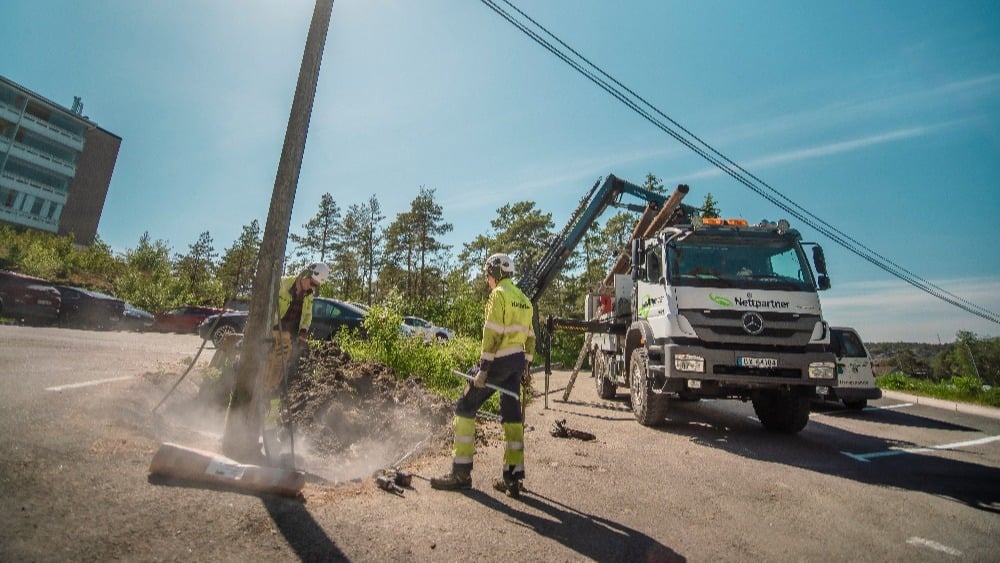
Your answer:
[480,0,999,326]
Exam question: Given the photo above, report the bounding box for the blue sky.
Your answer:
[4,0,998,342]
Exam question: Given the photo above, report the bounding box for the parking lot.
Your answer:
[2,325,998,561]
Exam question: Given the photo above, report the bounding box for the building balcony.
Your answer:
[1,100,86,151]
[0,171,68,203]
[0,204,59,233]
[0,137,76,178]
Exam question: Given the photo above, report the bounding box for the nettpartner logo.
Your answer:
[709,292,790,309]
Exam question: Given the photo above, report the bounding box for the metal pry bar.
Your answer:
[450,369,520,400]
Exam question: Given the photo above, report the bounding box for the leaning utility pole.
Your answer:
[222,0,334,462]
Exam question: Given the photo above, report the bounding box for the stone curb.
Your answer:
[882,390,1000,421]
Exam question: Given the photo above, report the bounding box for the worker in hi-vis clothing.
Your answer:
[263,262,329,446]
[431,253,534,497]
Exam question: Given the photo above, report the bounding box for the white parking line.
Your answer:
[906,536,962,557]
[842,434,1000,462]
[46,376,134,391]
[873,402,914,411]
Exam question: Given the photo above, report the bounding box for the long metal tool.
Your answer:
[450,369,520,400]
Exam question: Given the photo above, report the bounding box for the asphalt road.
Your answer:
[1,325,998,561]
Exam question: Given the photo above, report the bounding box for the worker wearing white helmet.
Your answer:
[431,252,535,497]
[263,261,329,392]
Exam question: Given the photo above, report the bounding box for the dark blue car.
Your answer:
[197,297,367,347]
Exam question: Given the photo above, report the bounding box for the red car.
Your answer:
[153,306,224,333]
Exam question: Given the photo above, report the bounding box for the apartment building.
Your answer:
[0,75,120,245]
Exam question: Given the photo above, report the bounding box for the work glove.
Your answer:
[473,369,488,389]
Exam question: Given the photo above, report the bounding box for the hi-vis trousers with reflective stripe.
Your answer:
[450,353,526,478]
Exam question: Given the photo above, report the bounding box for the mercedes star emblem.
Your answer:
[741,312,764,335]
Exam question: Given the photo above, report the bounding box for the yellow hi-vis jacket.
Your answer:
[480,277,535,368]
[273,275,314,334]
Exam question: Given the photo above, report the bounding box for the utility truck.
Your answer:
[587,214,837,433]
[534,175,837,433]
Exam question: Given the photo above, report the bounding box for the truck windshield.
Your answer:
[666,235,816,291]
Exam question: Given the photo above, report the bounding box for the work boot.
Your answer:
[492,476,521,499]
[430,471,472,491]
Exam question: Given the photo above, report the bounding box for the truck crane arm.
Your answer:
[516,174,674,305]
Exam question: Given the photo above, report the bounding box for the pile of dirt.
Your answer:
[176,340,505,483]
[282,341,455,463]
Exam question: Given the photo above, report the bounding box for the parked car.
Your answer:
[121,302,154,332]
[54,285,125,330]
[401,315,452,343]
[0,270,61,325]
[820,326,882,410]
[197,297,368,347]
[153,306,224,333]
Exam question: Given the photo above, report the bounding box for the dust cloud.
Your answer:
[152,340,454,483]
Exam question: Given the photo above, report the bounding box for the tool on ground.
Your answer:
[372,468,411,494]
[550,419,596,441]
[375,474,403,494]
[450,369,520,400]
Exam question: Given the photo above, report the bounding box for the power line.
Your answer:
[480,0,999,326]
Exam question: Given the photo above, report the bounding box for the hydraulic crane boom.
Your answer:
[516,174,675,304]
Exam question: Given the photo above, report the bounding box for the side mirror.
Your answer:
[631,238,645,281]
[812,246,828,276]
[817,275,831,291]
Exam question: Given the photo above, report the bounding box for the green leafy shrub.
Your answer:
[336,297,500,413]
[877,370,1000,408]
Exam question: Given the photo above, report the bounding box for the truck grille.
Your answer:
[680,309,819,347]
[713,365,801,378]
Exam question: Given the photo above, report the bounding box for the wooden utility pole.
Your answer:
[222,0,334,462]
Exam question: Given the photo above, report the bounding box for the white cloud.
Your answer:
[822,277,1000,342]
[680,123,949,181]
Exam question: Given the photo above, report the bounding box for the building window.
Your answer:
[31,197,44,215]
[0,188,16,207]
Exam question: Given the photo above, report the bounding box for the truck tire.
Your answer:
[629,348,668,426]
[751,391,810,434]
[593,349,617,400]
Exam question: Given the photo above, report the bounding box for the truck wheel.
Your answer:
[629,348,668,426]
[593,350,616,400]
[751,391,810,434]
[843,399,867,410]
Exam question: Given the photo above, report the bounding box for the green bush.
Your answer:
[877,370,1000,408]
[336,298,501,413]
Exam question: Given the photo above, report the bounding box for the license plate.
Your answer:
[38,299,52,306]
[738,356,778,369]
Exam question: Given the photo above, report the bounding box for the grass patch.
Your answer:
[878,370,1000,408]
[334,303,504,414]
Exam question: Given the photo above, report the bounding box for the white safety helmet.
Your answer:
[304,261,330,284]
[484,253,515,280]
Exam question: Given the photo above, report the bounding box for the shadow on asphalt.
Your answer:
[464,488,685,562]
[642,401,1000,515]
[809,401,978,431]
[147,475,347,561]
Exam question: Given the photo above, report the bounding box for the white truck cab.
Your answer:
[826,326,881,409]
